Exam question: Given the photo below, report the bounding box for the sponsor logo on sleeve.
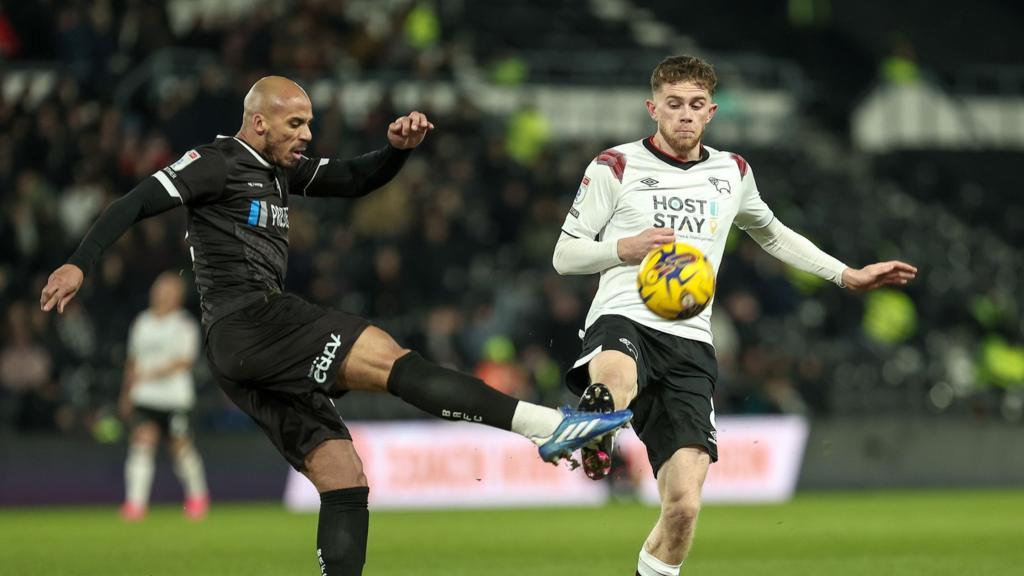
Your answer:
[574,176,590,204]
[170,149,201,172]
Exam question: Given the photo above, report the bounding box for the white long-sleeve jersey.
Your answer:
[554,137,847,346]
[128,309,200,410]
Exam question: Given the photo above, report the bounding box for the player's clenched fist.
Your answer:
[617,227,677,265]
[40,263,84,314]
[387,111,435,150]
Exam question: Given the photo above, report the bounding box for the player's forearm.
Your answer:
[745,218,848,286]
[67,179,180,276]
[552,232,623,275]
[143,358,194,381]
[122,359,136,392]
[302,145,411,198]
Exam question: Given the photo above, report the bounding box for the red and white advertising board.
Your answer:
[617,415,810,504]
[284,416,808,511]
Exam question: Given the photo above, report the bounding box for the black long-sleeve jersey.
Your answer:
[69,135,410,329]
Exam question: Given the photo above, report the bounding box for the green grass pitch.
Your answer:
[1,490,1021,575]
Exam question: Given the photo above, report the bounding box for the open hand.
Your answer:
[40,264,84,313]
[387,111,435,149]
[842,261,918,292]
[617,228,677,264]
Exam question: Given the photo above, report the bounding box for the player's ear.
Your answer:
[253,113,267,135]
[645,99,657,120]
[706,102,718,124]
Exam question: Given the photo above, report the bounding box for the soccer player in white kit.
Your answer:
[119,271,209,521]
[553,56,918,575]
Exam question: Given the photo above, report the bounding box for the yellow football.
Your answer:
[637,242,716,320]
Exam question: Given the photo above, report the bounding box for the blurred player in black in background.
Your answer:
[40,76,632,575]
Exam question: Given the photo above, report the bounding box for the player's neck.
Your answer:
[651,132,703,162]
[235,131,257,150]
[234,131,271,162]
[151,306,176,318]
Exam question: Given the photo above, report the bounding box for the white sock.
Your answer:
[172,444,208,499]
[125,444,155,507]
[510,401,562,444]
[638,547,681,576]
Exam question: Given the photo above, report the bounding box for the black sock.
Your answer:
[387,351,517,430]
[317,487,369,576]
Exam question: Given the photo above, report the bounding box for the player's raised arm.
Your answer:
[40,148,226,314]
[735,159,917,290]
[289,111,433,198]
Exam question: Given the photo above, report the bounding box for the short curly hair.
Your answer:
[650,55,718,95]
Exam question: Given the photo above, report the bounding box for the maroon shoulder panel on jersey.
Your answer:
[595,149,626,183]
[730,153,749,178]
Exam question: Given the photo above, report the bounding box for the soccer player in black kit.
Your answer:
[40,76,632,575]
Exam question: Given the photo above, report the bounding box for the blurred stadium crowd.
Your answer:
[1,0,1022,437]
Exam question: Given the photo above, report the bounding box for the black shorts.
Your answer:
[206,293,369,470]
[565,314,719,474]
[131,406,192,439]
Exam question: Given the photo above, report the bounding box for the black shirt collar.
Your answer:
[643,136,709,170]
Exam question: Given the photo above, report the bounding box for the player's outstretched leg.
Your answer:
[338,326,632,463]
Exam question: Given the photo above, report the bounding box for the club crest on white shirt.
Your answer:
[708,176,731,195]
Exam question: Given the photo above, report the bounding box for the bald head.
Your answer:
[242,76,310,123]
[237,76,313,168]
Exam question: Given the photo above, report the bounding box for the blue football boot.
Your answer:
[538,405,633,464]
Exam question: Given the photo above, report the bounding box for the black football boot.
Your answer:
[577,382,616,480]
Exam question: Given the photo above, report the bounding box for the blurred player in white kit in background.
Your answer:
[119,271,208,521]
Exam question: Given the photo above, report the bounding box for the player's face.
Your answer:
[646,81,717,156]
[263,95,313,168]
[150,276,183,313]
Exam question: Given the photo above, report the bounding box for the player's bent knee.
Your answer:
[661,494,701,528]
[659,494,700,532]
[167,437,192,457]
[303,440,368,491]
[131,424,160,446]
[338,326,411,392]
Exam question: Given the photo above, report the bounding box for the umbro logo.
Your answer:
[640,177,659,187]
